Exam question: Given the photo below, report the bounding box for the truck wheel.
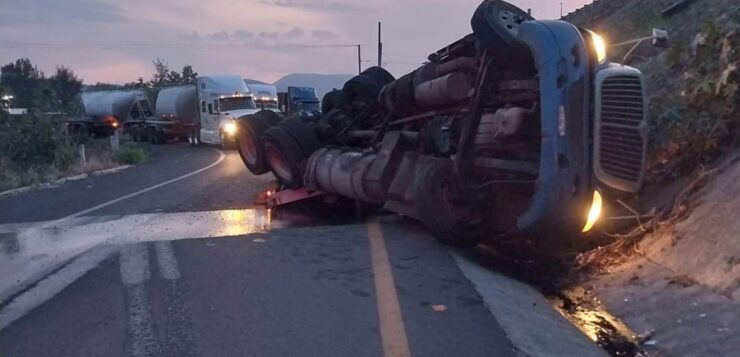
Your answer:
[262,126,306,189]
[342,74,383,107]
[321,89,344,113]
[413,160,491,247]
[278,118,323,158]
[362,67,395,87]
[471,0,534,71]
[237,115,270,175]
[148,128,164,144]
[254,110,281,126]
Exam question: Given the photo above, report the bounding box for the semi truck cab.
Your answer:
[196,75,260,146]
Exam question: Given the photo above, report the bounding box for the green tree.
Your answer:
[49,66,83,113]
[150,57,170,87]
[181,65,198,84]
[0,58,43,108]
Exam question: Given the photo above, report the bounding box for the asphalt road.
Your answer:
[0,143,521,356]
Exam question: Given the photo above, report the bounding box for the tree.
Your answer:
[0,58,43,108]
[181,65,198,84]
[150,57,170,87]
[49,66,82,113]
[166,70,182,84]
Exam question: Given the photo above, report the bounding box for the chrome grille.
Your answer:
[595,69,648,192]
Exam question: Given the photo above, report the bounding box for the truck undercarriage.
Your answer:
[236,0,649,248]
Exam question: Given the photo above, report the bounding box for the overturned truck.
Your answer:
[236,0,649,247]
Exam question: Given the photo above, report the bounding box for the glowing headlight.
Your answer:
[582,191,603,233]
[591,32,608,64]
[223,122,237,136]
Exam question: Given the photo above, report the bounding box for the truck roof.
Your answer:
[197,75,251,97]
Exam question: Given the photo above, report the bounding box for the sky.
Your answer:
[0,0,592,84]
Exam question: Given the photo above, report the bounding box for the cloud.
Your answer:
[207,31,230,41]
[310,30,336,40]
[232,30,254,42]
[283,27,305,40]
[0,0,128,26]
[257,0,366,12]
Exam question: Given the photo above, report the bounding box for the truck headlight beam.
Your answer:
[582,191,603,233]
[223,122,237,136]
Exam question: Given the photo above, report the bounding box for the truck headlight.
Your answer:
[591,32,608,64]
[582,191,603,233]
[223,122,237,136]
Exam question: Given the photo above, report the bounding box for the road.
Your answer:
[0,144,595,357]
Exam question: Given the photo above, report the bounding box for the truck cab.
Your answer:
[196,75,260,146]
[277,86,320,117]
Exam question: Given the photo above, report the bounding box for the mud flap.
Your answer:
[383,152,421,220]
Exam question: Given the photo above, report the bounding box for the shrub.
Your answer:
[647,12,740,180]
[0,111,76,170]
[115,143,148,164]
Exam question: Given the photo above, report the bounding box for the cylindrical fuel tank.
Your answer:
[305,148,380,204]
[414,72,473,110]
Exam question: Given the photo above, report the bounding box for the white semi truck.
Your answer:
[246,84,280,113]
[155,75,261,146]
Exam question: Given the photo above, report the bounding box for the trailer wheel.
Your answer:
[471,0,534,70]
[413,161,491,247]
[278,118,323,158]
[262,126,306,189]
[236,115,271,175]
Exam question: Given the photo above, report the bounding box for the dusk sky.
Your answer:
[0,0,592,84]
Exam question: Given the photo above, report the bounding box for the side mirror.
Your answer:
[652,28,670,48]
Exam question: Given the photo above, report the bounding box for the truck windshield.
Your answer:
[219,97,256,111]
[296,100,320,113]
[255,99,278,110]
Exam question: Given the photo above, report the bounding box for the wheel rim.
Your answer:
[264,142,293,182]
[238,129,259,165]
[497,10,522,35]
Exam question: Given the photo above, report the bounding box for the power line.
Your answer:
[0,42,369,51]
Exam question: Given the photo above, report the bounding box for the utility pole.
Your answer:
[377,22,383,68]
[560,2,563,18]
[357,44,362,74]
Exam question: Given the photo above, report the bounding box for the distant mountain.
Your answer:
[272,73,353,99]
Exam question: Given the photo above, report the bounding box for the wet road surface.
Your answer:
[0,144,520,356]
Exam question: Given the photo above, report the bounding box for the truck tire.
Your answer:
[262,126,306,189]
[471,0,534,71]
[321,90,343,113]
[254,110,281,126]
[362,67,395,87]
[236,115,271,175]
[278,117,323,158]
[342,74,383,107]
[413,160,491,247]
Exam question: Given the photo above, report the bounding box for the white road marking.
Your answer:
[0,150,225,309]
[120,244,162,357]
[0,208,274,305]
[49,149,226,225]
[0,246,117,330]
[120,244,151,286]
[154,241,181,280]
[366,218,411,357]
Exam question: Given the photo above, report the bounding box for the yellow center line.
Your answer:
[366,218,412,357]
